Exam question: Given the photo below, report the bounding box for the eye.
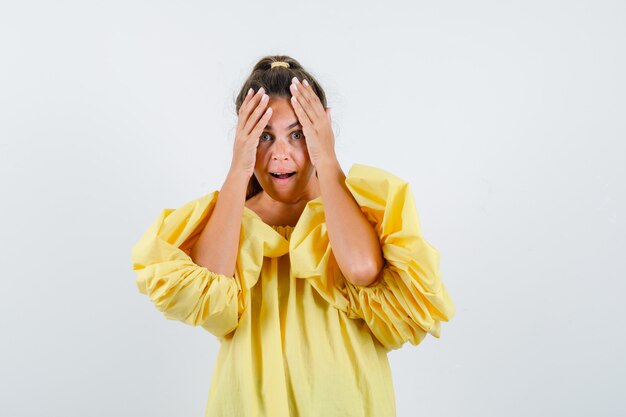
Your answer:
[259,132,272,142]
[291,130,304,140]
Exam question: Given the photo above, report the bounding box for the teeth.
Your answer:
[271,172,294,178]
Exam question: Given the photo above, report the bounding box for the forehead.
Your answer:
[266,97,298,130]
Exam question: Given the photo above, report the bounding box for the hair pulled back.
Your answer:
[235,55,328,200]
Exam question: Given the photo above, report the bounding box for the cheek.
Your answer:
[295,141,310,158]
[253,149,269,178]
[254,148,266,164]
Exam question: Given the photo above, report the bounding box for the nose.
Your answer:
[271,139,290,161]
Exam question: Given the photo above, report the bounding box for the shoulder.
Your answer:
[244,192,261,213]
[346,163,406,181]
[344,163,409,192]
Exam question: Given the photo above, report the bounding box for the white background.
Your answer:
[1,1,624,416]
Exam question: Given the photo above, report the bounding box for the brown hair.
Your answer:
[234,55,328,200]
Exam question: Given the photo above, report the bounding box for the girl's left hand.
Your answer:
[290,77,336,168]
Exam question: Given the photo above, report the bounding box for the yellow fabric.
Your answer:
[131,163,455,417]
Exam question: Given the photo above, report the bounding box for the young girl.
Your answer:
[131,55,455,417]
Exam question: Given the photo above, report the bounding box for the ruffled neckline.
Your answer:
[242,196,322,242]
[270,224,295,240]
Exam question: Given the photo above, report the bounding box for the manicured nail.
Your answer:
[303,79,309,87]
[247,88,253,96]
[258,87,265,94]
[292,77,300,84]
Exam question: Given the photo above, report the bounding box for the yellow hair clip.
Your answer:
[270,61,290,69]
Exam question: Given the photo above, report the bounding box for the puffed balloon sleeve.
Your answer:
[291,163,456,351]
[130,190,286,339]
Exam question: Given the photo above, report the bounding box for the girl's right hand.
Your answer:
[229,87,272,178]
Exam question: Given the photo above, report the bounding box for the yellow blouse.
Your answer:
[130,163,455,417]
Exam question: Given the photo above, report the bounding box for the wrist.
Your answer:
[225,169,251,187]
[315,156,341,174]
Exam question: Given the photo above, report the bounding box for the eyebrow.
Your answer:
[265,120,301,130]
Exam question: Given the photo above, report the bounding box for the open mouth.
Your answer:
[270,172,296,179]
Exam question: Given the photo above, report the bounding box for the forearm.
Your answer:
[190,170,249,277]
[316,157,385,286]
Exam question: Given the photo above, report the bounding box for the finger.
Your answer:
[290,79,314,111]
[250,106,273,140]
[237,88,258,132]
[291,78,325,121]
[290,94,312,129]
[290,82,316,123]
[240,87,265,121]
[243,93,269,135]
[243,87,254,104]
[237,87,265,131]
